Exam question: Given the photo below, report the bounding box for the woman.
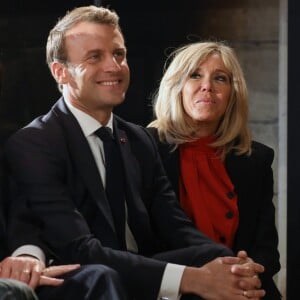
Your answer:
[148,41,281,299]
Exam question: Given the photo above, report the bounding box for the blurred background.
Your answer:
[0,0,295,298]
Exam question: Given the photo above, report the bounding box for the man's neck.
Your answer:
[63,93,112,125]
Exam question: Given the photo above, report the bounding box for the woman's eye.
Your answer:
[190,72,201,79]
[215,75,228,82]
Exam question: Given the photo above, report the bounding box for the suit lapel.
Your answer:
[52,99,115,230]
[225,152,249,194]
[113,118,141,200]
[113,118,151,246]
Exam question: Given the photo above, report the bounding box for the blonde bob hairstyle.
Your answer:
[46,5,121,92]
[148,41,252,159]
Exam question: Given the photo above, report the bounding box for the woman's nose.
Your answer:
[200,78,213,92]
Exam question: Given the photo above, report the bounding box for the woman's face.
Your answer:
[182,53,232,136]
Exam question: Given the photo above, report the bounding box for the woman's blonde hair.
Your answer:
[148,41,251,159]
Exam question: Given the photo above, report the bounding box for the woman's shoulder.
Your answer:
[247,140,275,165]
[251,140,274,157]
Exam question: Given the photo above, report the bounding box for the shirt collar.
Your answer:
[64,97,114,137]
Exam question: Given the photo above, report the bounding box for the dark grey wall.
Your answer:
[287,0,299,299]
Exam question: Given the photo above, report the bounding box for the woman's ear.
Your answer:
[51,61,69,84]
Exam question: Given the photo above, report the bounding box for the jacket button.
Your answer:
[220,236,226,243]
[225,211,234,219]
[226,191,235,199]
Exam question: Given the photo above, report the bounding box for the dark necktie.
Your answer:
[95,126,126,250]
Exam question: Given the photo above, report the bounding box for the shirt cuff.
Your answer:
[11,245,46,264]
[157,263,185,300]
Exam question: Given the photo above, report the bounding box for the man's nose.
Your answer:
[103,55,121,71]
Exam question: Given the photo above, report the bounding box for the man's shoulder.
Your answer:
[114,115,159,153]
[114,114,141,129]
[145,126,158,140]
[114,115,149,138]
[5,99,65,149]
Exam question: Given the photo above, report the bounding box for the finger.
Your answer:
[0,264,12,279]
[19,268,31,284]
[236,251,254,264]
[0,260,21,279]
[10,270,21,281]
[220,256,241,265]
[39,275,64,286]
[28,264,43,289]
[241,289,266,299]
[251,275,261,289]
[231,263,264,276]
[42,264,80,277]
[237,250,248,259]
[252,263,264,274]
[238,276,262,290]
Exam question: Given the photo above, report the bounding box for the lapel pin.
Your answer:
[120,137,126,143]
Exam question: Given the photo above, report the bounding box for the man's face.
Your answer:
[60,21,130,114]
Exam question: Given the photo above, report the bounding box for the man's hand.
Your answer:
[0,256,80,289]
[221,251,264,288]
[180,257,265,300]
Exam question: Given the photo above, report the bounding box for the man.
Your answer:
[4,5,265,300]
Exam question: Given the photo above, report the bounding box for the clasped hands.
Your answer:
[0,255,80,289]
[222,250,265,299]
[181,250,265,300]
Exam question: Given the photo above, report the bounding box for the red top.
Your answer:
[179,136,239,248]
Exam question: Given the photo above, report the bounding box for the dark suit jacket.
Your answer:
[4,98,232,299]
[0,150,8,260]
[147,127,281,299]
[0,191,7,261]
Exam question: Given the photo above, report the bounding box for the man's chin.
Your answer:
[112,95,126,106]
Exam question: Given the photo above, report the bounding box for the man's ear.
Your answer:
[51,61,69,84]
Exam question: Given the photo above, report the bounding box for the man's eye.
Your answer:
[90,54,100,60]
[114,51,126,59]
[86,54,100,64]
